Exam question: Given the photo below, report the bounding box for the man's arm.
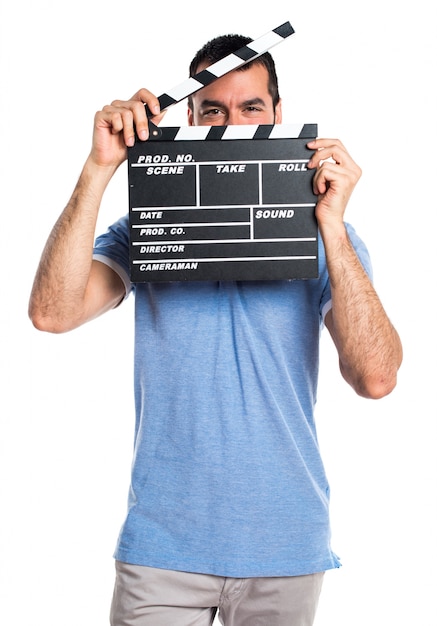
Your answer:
[307,139,403,399]
[28,89,163,333]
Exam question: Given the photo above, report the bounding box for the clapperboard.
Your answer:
[128,21,319,282]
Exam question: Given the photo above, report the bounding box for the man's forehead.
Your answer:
[191,63,270,99]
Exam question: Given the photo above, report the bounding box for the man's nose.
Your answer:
[227,111,242,126]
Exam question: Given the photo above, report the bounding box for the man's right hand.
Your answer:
[90,88,165,168]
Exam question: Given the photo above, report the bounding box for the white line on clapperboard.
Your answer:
[130,160,310,167]
[132,257,317,265]
[131,237,316,243]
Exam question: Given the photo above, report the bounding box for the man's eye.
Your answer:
[204,109,222,116]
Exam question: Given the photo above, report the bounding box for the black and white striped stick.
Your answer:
[147,21,294,117]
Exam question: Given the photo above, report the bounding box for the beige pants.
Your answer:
[110,561,324,626]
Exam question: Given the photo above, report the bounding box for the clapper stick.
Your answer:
[145,21,294,118]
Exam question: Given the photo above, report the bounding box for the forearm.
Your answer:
[322,222,403,399]
[28,157,118,332]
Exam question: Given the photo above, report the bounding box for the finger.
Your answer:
[107,99,146,143]
[129,88,161,134]
[97,103,133,147]
[312,167,328,196]
[309,151,361,188]
[307,138,348,167]
[312,162,358,199]
[119,109,138,147]
[308,146,349,169]
[307,138,346,152]
[97,106,127,137]
[131,88,161,114]
[149,109,167,127]
[100,89,163,146]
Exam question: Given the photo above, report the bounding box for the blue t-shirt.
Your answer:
[93,215,372,577]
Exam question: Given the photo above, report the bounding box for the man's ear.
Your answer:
[274,99,282,124]
[187,106,194,126]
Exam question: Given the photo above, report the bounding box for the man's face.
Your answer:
[188,63,282,127]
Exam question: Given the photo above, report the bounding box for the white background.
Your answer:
[1,1,436,624]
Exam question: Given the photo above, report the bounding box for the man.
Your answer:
[29,33,402,626]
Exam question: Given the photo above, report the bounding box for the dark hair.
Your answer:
[187,33,280,111]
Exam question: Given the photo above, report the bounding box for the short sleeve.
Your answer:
[93,214,133,298]
[319,222,373,322]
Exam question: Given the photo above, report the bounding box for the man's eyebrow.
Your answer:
[241,98,268,107]
[198,99,225,110]
[198,97,268,110]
